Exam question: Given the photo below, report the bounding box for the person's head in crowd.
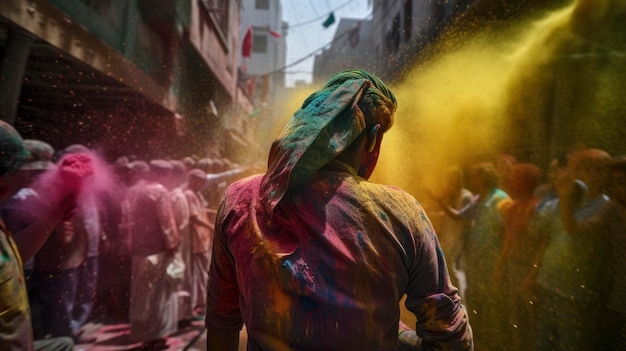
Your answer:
[508,163,542,200]
[64,143,90,154]
[0,121,31,200]
[149,159,174,189]
[212,158,224,173]
[54,143,90,162]
[20,139,56,185]
[170,159,187,186]
[129,160,150,184]
[22,139,55,171]
[187,169,208,193]
[469,162,499,196]
[114,156,133,186]
[567,148,611,193]
[182,156,196,170]
[197,158,213,173]
[55,152,95,198]
[222,158,233,171]
[495,153,517,192]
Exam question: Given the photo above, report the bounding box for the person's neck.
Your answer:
[323,159,358,177]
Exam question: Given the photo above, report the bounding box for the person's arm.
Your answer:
[403,210,473,350]
[190,215,215,231]
[12,158,92,260]
[10,192,77,261]
[206,330,239,351]
[427,190,477,221]
[398,321,422,351]
[205,201,243,350]
[554,170,600,236]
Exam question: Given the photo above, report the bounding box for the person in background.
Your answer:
[0,120,75,351]
[428,165,474,298]
[205,70,473,350]
[434,162,509,350]
[168,159,193,328]
[127,160,180,350]
[62,146,102,340]
[33,150,97,344]
[185,169,214,319]
[493,162,543,351]
[535,148,612,351]
[1,139,57,339]
[495,153,517,196]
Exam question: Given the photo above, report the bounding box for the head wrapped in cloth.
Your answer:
[261,69,397,214]
[0,121,29,177]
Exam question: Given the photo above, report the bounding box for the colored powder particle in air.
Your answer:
[379,211,388,221]
[357,232,365,248]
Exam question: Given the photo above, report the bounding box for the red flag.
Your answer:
[242,26,253,58]
[269,30,281,38]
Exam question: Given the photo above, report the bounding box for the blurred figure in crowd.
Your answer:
[535,148,612,351]
[1,139,56,338]
[435,161,509,350]
[167,160,193,328]
[127,160,180,350]
[0,120,75,350]
[185,169,214,319]
[205,70,473,350]
[495,153,517,195]
[63,146,102,340]
[493,162,543,351]
[33,149,98,344]
[428,165,474,297]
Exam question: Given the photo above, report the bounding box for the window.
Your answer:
[253,34,268,53]
[202,0,230,44]
[255,0,269,10]
[201,0,231,50]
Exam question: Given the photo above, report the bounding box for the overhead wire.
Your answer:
[256,0,401,78]
[281,0,359,30]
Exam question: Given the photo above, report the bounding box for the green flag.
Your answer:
[322,12,335,28]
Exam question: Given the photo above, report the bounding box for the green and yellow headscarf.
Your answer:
[261,69,397,214]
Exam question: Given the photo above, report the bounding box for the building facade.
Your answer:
[0,0,254,162]
[238,0,287,159]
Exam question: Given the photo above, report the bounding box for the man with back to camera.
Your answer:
[205,70,473,350]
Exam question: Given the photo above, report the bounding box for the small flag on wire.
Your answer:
[242,26,253,58]
[322,12,335,28]
[269,30,281,38]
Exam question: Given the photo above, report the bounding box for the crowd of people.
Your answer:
[0,120,253,350]
[2,68,625,351]
[428,150,626,351]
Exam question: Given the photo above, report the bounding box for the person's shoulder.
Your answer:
[363,182,423,211]
[222,174,263,200]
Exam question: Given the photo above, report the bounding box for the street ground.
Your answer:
[72,320,207,351]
